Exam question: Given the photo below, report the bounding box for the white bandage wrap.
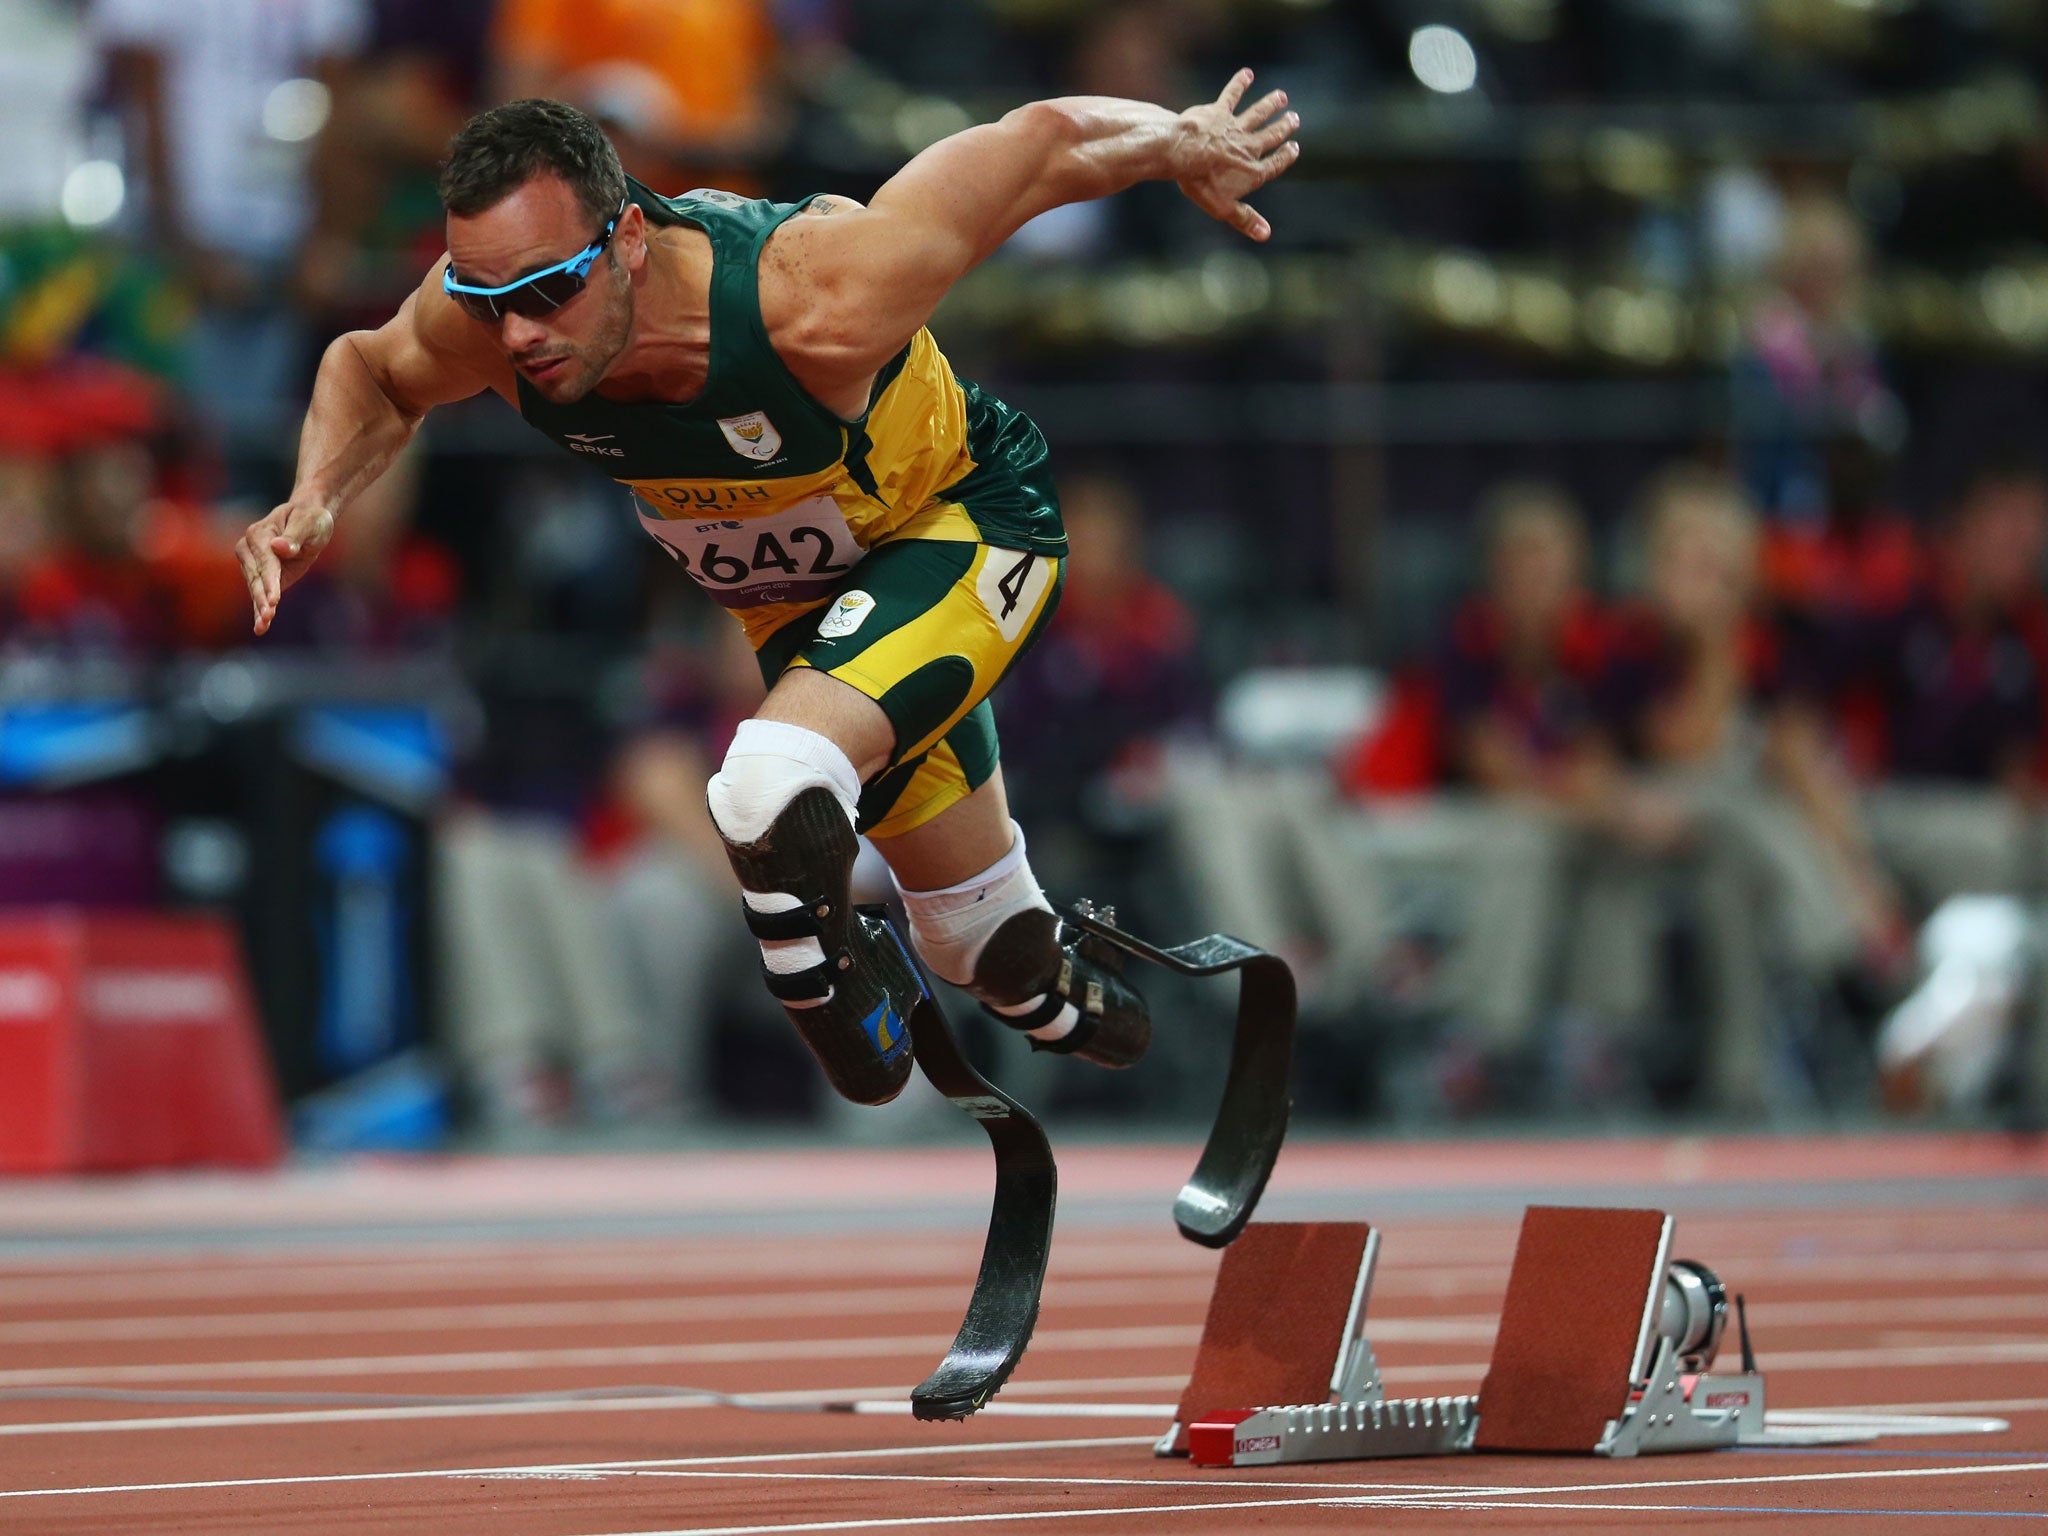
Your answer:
[706,719,861,842]
[896,823,1078,1042]
[709,720,863,1009]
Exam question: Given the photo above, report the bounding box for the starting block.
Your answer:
[1167,1205,1766,1468]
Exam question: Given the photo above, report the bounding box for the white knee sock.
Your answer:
[896,824,1078,1042]
[707,720,863,1006]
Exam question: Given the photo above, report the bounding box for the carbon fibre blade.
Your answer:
[1062,905,1296,1249]
[903,991,1057,1420]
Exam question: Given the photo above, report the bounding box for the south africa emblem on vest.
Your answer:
[717,411,782,461]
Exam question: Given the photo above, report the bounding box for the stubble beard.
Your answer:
[542,264,635,404]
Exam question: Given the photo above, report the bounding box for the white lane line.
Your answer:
[1760,1294,2048,1328]
[0,1375,1193,1437]
[563,1473,2047,1536]
[24,1286,2048,1350]
[1334,1457,2048,1503]
[0,1396,745,1437]
[0,1279,1218,1346]
[0,1435,1154,1499]
[10,1414,2048,1508]
[12,1241,2048,1311]
[1763,1341,2048,1371]
[0,1324,1202,1389]
[20,1326,2048,1394]
[1346,1500,2044,1519]
[1825,1396,2048,1416]
[0,1434,1506,1501]
[1767,1411,2009,1435]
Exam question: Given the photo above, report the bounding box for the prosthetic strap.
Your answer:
[719,787,921,1104]
[973,910,1147,1068]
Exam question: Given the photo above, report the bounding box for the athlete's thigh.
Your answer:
[755,538,1061,768]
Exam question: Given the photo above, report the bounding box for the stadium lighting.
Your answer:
[60,161,125,228]
[1410,25,1478,94]
[263,78,332,143]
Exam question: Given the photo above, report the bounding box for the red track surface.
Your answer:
[4,1132,2048,1532]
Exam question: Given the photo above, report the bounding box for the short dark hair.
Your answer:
[440,99,627,228]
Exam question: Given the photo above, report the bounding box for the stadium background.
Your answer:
[5,0,2048,1149]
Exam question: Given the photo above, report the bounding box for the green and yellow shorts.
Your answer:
[748,539,1063,839]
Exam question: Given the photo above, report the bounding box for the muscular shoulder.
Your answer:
[371,257,516,409]
[758,194,884,413]
[757,193,869,304]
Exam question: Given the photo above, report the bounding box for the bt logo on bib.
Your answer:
[816,590,875,640]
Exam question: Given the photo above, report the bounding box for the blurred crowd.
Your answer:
[1325,447,2048,1117]
[3,0,2048,1133]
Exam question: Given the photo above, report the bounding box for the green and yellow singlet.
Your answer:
[513,179,1067,838]
[512,178,1067,650]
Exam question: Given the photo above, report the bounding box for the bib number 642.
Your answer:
[685,526,849,586]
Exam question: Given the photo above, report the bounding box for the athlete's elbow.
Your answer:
[1002,98,1085,154]
[334,333,425,424]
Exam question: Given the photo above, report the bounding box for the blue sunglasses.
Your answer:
[443,200,627,321]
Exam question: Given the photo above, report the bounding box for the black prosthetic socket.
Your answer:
[971,909,1151,1069]
[718,787,922,1105]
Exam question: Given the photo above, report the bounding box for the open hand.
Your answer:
[236,497,336,636]
[1171,69,1302,242]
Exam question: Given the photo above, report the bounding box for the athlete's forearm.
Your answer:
[1017,95,1190,207]
[289,333,423,515]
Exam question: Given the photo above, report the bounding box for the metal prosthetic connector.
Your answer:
[971,909,1152,1069]
[718,786,922,1105]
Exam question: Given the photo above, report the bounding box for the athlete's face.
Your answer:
[446,175,639,403]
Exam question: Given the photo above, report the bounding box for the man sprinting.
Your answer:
[238,76,1302,1109]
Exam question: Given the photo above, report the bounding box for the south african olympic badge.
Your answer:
[717,411,782,461]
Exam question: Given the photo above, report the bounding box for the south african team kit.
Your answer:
[512,179,1068,837]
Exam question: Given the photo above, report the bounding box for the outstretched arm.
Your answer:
[236,266,507,634]
[765,70,1300,393]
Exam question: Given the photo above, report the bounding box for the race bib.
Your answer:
[637,494,862,609]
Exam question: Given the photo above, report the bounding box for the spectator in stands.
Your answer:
[997,472,1206,853]
[1759,434,1920,630]
[1333,484,1634,1111]
[92,0,366,437]
[1852,456,2048,903]
[1000,471,1215,933]
[596,620,778,1123]
[440,614,773,1132]
[14,434,167,655]
[1596,465,1900,1108]
[297,0,499,326]
[1735,191,1902,526]
[0,450,54,646]
[1401,482,1659,1109]
[489,0,794,192]
[1437,483,1608,806]
[4,365,222,658]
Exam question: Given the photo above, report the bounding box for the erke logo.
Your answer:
[564,433,625,458]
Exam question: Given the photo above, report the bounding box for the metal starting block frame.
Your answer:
[1171,1207,1768,1469]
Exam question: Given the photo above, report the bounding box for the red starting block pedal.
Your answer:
[1169,1205,1766,1467]
[1157,1221,1379,1457]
